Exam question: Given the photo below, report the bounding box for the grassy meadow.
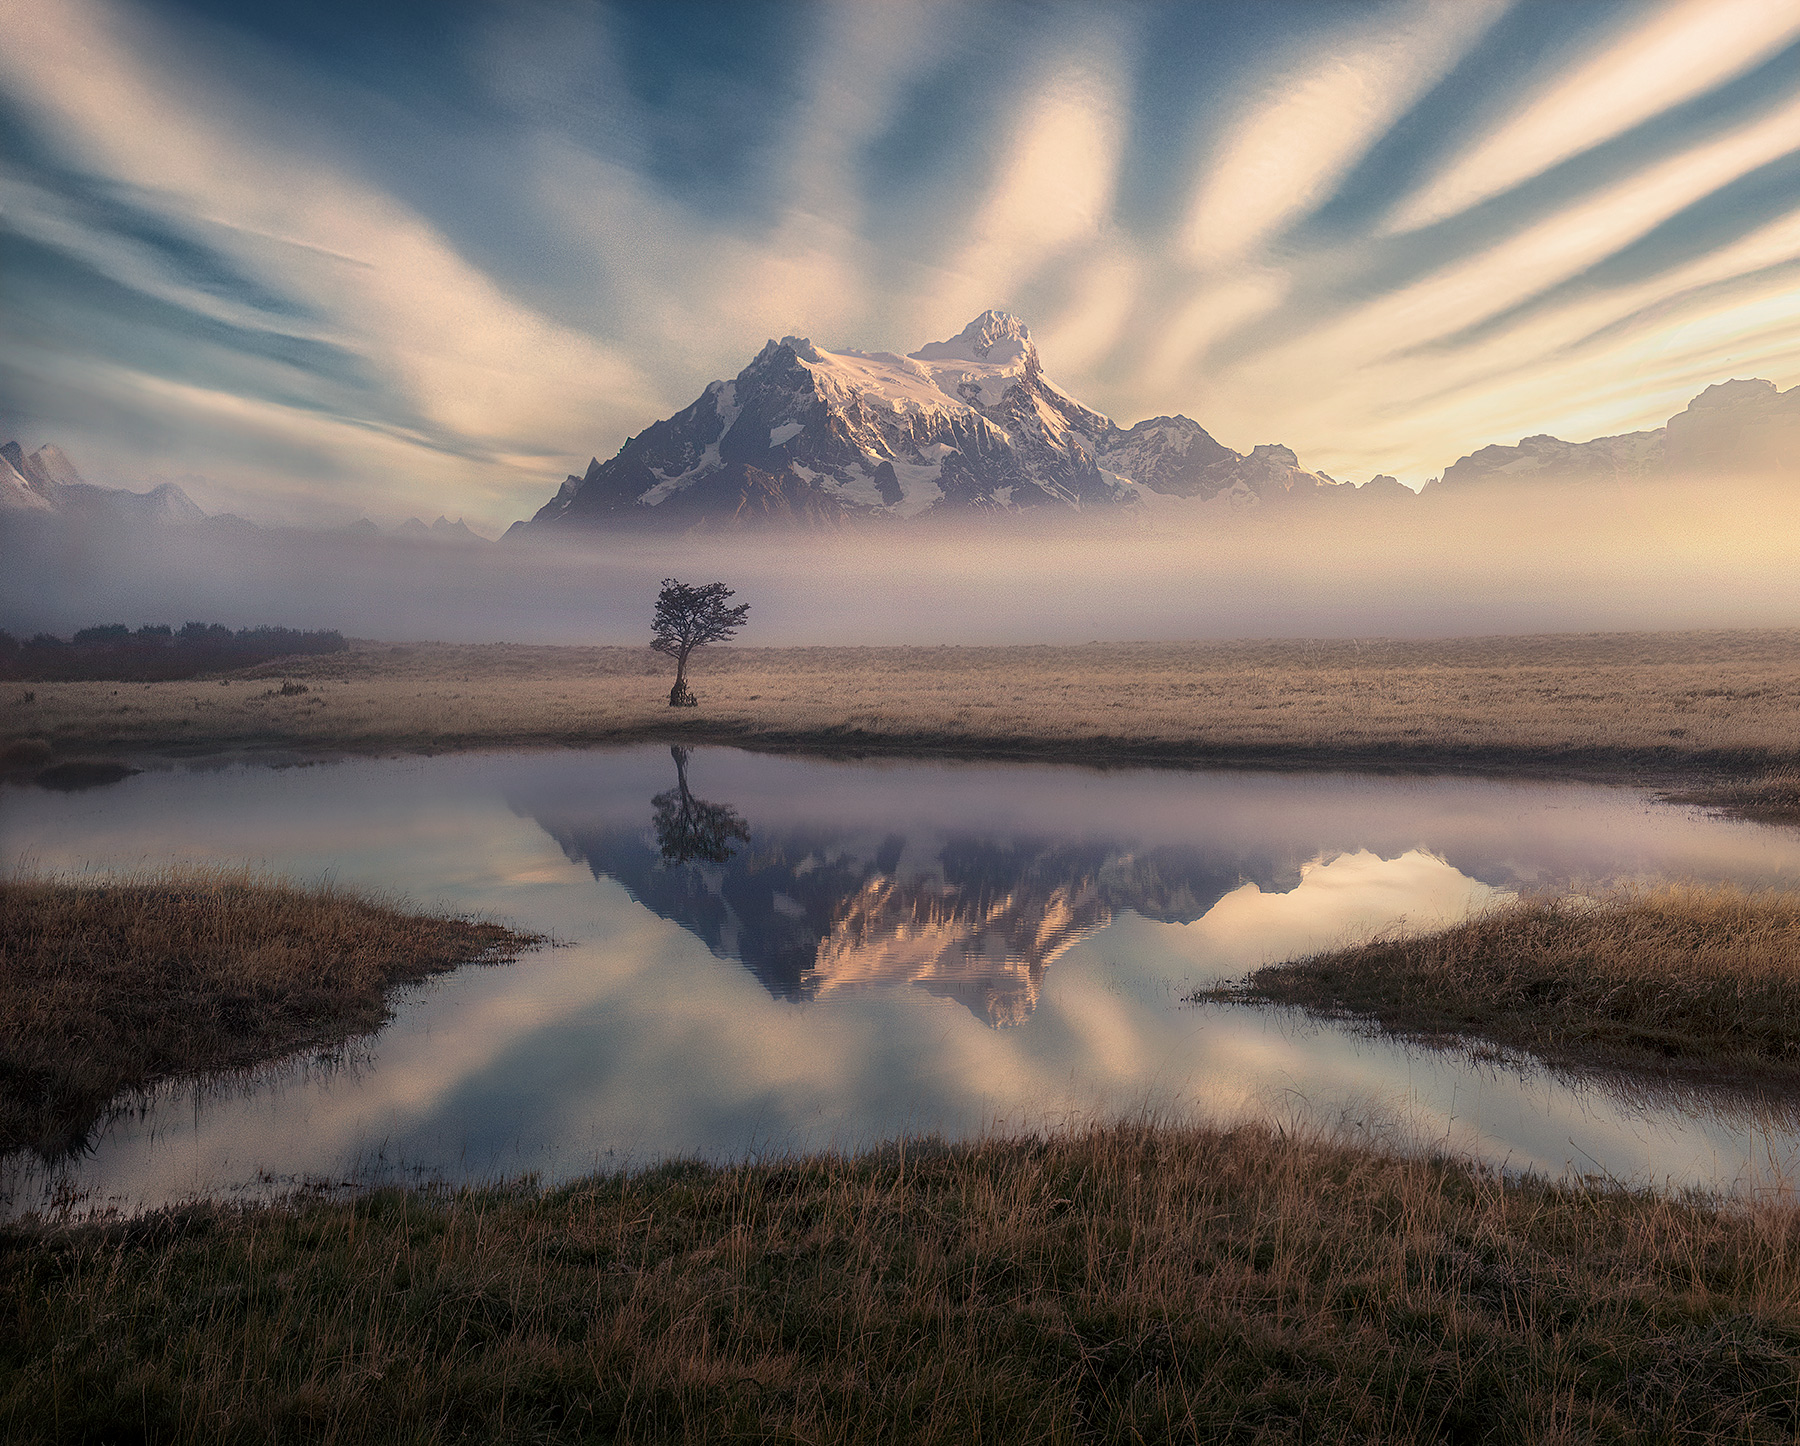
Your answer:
[1199,883,1800,1085]
[0,871,540,1159]
[11,632,1800,1440]
[11,1121,1800,1443]
[4,630,1800,803]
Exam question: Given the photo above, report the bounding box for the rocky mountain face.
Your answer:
[0,440,206,526]
[1431,379,1800,489]
[515,311,1363,535]
[18,337,1789,541]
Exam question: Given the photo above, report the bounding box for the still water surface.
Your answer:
[8,745,1800,1214]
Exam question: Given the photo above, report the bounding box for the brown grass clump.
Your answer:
[1201,884,1800,1080]
[9,1121,1800,1442]
[1675,768,1800,824]
[0,870,541,1159]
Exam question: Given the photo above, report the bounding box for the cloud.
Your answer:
[1389,0,1800,232]
[0,0,656,520]
[1182,0,1506,264]
[1,0,1797,525]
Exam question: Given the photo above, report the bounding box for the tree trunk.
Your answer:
[669,652,697,707]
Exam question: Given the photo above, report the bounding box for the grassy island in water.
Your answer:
[0,871,540,1159]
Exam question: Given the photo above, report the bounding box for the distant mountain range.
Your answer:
[515,310,1799,535]
[1,441,206,527]
[7,312,1796,543]
[0,439,489,541]
[1431,377,1800,488]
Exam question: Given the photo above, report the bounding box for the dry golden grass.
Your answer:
[0,870,540,1160]
[10,1120,1800,1442]
[1202,883,1800,1082]
[1674,767,1800,824]
[6,631,1800,788]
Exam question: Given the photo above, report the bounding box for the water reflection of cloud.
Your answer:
[11,748,1800,1214]
[1131,847,1512,983]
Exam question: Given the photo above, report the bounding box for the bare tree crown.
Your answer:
[650,579,750,660]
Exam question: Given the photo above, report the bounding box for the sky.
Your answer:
[3,0,1800,533]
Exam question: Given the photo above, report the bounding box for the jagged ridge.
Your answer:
[516,311,1357,535]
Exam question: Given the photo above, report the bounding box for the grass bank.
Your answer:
[1198,884,1800,1083]
[0,871,541,1159]
[5,631,1800,797]
[9,1122,1800,1442]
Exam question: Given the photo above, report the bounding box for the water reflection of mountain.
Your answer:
[513,750,1307,1026]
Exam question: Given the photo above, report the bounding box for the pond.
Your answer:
[8,744,1800,1215]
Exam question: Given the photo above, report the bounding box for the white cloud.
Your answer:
[0,0,658,523]
[3,0,1798,513]
[1200,88,1800,480]
[1184,0,1507,263]
[930,41,1131,339]
[1390,0,1800,231]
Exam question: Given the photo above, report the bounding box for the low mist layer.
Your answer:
[3,476,1797,645]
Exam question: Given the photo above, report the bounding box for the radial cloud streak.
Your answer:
[0,0,1796,528]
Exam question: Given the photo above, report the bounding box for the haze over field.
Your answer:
[5,469,1800,644]
[6,300,1800,641]
[3,0,1800,541]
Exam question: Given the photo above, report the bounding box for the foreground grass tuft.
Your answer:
[1678,768,1800,823]
[7,1123,1800,1442]
[1199,883,1800,1080]
[0,870,541,1158]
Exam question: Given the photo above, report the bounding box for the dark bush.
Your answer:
[0,624,348,682]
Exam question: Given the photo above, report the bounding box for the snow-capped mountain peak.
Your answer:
[911,309,1035,367]
[515,310,1353,535]
[0,438,208,526]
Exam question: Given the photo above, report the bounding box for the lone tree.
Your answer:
[651,577,749,707]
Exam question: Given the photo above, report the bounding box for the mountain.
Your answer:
[1664,378,1800,472]
[390,515,489,542]
[0,439,206,526]
[513,311,1360,535]
[428,515,487,543]
[0,451,55,515]
[0,441,500,546]
[1431,378,1800,489]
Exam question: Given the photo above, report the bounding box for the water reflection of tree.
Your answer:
[652,746,751,865]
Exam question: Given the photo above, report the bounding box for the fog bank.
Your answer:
[4,479,1798,645]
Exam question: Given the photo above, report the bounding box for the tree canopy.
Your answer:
[651,579,750,659]
[651,579,749,706]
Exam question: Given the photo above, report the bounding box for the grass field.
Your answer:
[1198,883,1800,1085]
[5,631,1800,801]
[10,637,1800,1439]
[0,871,540,1159]
[10,1120,1800,1443]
